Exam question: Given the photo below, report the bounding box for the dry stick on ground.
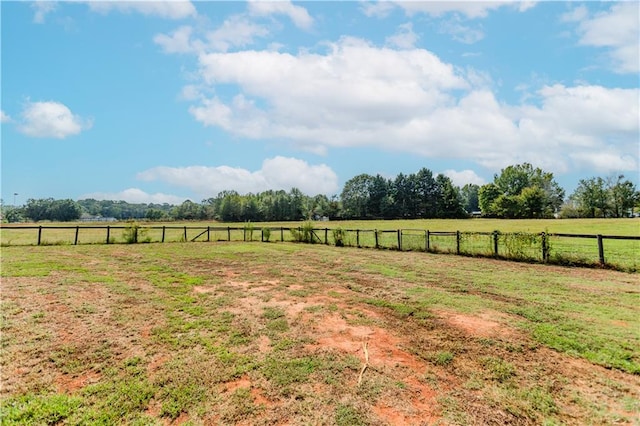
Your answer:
[357,341,370,386]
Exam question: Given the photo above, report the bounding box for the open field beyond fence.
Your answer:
[2,218,638,271]
[1,242,639,424]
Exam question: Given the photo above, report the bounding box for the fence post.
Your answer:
[74,226,79,245]
[357,230,360,247]
[426,230,430,251]
[183,226,187,242]
[325,228,328,245]
[227,226,231,241]
[281,227,284,242]
[493,231,499,257]
[375,230,379,249]
[541,232,548,262]
[162,226,166,243]
[397,229,402,251]
[456,231,460,255]
[207,226,210,242]
[106,226,111,244]
[38,226,42,245]
[243,228,246,242]
[597,235,605,265]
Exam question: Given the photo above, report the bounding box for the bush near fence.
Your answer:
[0,224,637,272]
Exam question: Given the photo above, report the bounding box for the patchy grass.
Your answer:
[1,242,638,424]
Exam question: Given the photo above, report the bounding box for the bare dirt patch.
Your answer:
[2,243,639,425]
[434,309,518,339]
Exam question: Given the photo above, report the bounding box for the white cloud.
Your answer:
[154,16,269,54]
[32,1,57,23]
[570,150,638,175]
[137,156,339,196]
[439,19,485,44]
[361,1,396,18]
[395,1,535,19]
[386,22,418,49]
[248,0,314,30]
[86,0,197,20]
[81,188,187,205]
[17,101,92,139]
[154,25,199,54]
[156,32,637,178]
[206,15,270,52]
[443,169,486,187]
[560,5,588,23]
[0,110,11,123]
[571,2,640,73]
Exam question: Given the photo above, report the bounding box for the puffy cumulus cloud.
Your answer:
[193,37,467,137]
[81,188,187,205]
[17,101,92,139]
[137,156,339,196]
[571,2,640,73]
[1,110,11,123]
[179,37,636,177]
[443,169,487,187]
[86,0,197,19]
[248,0,314,30]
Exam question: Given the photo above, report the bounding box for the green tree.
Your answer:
[50,199,82,221]
[608,175,638,218]
[478,183,501,216]
[572,177,608,218]
[460,183,480,214]
[24,198,53,222]
[415,168,438,218]
[483,163,564,218]
[519,186,547,218]
[367,174,391,218]
[340,174,374,218]
[435,174,466,218]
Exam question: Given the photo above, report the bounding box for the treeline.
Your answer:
[561,175,639,218]
[2,164,638,223]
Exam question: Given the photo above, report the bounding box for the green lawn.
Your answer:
[3,218,637,270]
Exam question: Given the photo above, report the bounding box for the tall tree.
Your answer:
[478,184,501,216]
[572,177,608,218]
[414,168,438,218]
[340,174,374,218]
[367,174,391,218]
[460,183,480,213]
[482,163,564,218]
[608,175,638,218]
[435,174,466,218]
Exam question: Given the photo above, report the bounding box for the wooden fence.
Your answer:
[1,225,638,271]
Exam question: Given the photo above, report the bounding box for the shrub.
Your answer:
[244,221,254,242]
[122,221,149,244]
[290,221,317,244]
[333,227,345,247]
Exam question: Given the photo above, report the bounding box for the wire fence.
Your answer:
[1,225,638,272]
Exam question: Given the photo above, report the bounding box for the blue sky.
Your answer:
[2,1,639,205]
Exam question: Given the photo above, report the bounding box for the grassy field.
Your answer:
[1,242,639,425]
[2,218,638,270]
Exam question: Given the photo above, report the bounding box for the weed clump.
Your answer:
[290,221,317,244]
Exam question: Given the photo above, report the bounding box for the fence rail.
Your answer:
[1,225,638,271]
